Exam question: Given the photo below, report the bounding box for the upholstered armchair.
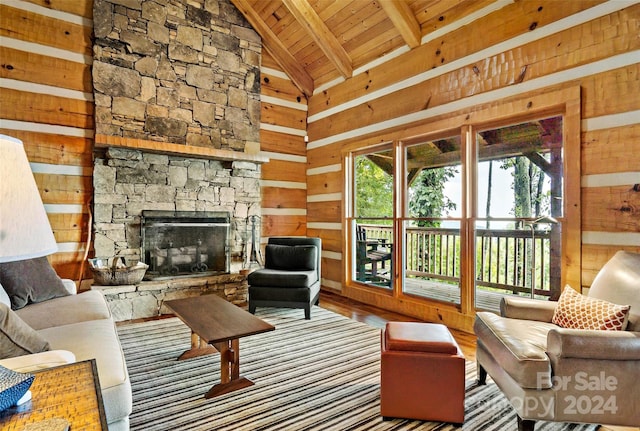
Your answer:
[474,251,640,430]
[247,237,321,320]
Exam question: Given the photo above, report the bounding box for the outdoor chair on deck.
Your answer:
[247,237,321,320]
[356,225,392,282]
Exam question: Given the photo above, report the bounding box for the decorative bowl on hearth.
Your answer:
[88,257,148,286]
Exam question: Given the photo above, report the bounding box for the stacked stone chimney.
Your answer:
[92,0,261,150]
[90,0,263,265]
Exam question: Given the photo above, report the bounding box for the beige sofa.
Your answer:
[0,279,132,430]
[474,251,640,430]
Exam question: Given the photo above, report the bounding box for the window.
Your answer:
[350,146,394,289]
[473,117,564,309]
[403,133,462,304]
[343,85,581,322]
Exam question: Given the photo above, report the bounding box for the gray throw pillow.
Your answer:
[265,244,317,271]
[0,257,70,310]
[0,302,50,359]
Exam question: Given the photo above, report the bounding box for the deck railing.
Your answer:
[359,224,554,298]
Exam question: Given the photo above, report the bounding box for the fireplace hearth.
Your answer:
[141,211,230,280]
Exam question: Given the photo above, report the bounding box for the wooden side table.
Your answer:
[0,359,108,430]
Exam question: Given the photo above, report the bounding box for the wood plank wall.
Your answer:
[0,0,94,282]
[2,1,638,326]
[259,51,308,245]
[305,1,640,325]
[0,1,309,281]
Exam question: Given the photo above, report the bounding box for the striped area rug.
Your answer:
[118,307,598,431]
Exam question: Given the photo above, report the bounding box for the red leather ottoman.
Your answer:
[380,322,465,424]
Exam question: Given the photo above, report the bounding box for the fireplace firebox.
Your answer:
[141,211,230,280]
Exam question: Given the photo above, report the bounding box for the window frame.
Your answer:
[341,86,581,331]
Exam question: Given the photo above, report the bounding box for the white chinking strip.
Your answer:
[261,180,306,189]
[581,172,640,188]
[260,151,306,163]
[260,123,307,137]
[308,50,640,149]
[261,208,307,216]
[0,78,93,101]
[307,164,341,176]
[0,37,91,65]
[261,95,307,112]
[308,193,342,202]
[582,231,640,246]
[2,0,93,27]
[0,119,93,138]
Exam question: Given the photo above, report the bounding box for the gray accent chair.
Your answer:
[248,237,321,320]
[474,251,640,430]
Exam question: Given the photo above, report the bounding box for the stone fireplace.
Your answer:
[89,0,263,319]
[91,0,261,261]
[92,148,260,269]
[141,210,231,278]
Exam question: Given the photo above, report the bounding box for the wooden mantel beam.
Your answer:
[230,0,314,97]
[379,0,421,49]
[95,135,270,164]
[281,0,353,79]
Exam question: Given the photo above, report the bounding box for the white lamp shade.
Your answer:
[0,134,58,263]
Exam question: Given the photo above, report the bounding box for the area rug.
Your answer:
[118,306,599,431]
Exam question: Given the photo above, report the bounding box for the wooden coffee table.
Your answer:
[165,294,275,398]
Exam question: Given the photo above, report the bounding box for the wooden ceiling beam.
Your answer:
[379,0,421,49]
[281,0,353,79]
[230,0,314,97]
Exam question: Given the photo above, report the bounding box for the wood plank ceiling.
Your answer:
[230,0,495,97]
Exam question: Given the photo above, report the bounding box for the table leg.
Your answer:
[205,338,253,398]
[177,331,217,360]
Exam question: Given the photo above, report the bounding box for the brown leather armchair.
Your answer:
[474,251,640,430]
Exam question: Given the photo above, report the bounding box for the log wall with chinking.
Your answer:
[259,51,308,241]
[0,1,308,281]
[1,1,638,332]
[305,1,640,330]
[0,0,94,281]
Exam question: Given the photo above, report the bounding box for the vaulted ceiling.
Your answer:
[230,0,496,97]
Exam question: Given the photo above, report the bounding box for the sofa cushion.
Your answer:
[0,283,10,307]
[248,268,318,288]
[0,257,70,309]
[0,302,49,359]
[553,286,630,331]
[588,250,640,331]
[38,319,132,425]
[249,282,321,303]
[0,350,76,373]
[15,290,112,330]
[474,311,555,389]
[265,244,317,271]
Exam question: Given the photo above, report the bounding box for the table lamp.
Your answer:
[0,134,58,263]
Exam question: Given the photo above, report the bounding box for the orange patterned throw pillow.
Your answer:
[552,286,630,331]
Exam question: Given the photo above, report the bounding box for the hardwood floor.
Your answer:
[318,291,637,431]
[318,290,477,363]
[127,292,631,430]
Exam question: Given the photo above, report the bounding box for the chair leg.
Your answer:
[249,302,256,314]
[304,306,311,320]
[477,363,487,385]
[517,416,535,431]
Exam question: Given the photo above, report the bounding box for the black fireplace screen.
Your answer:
[141,211,230,279]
